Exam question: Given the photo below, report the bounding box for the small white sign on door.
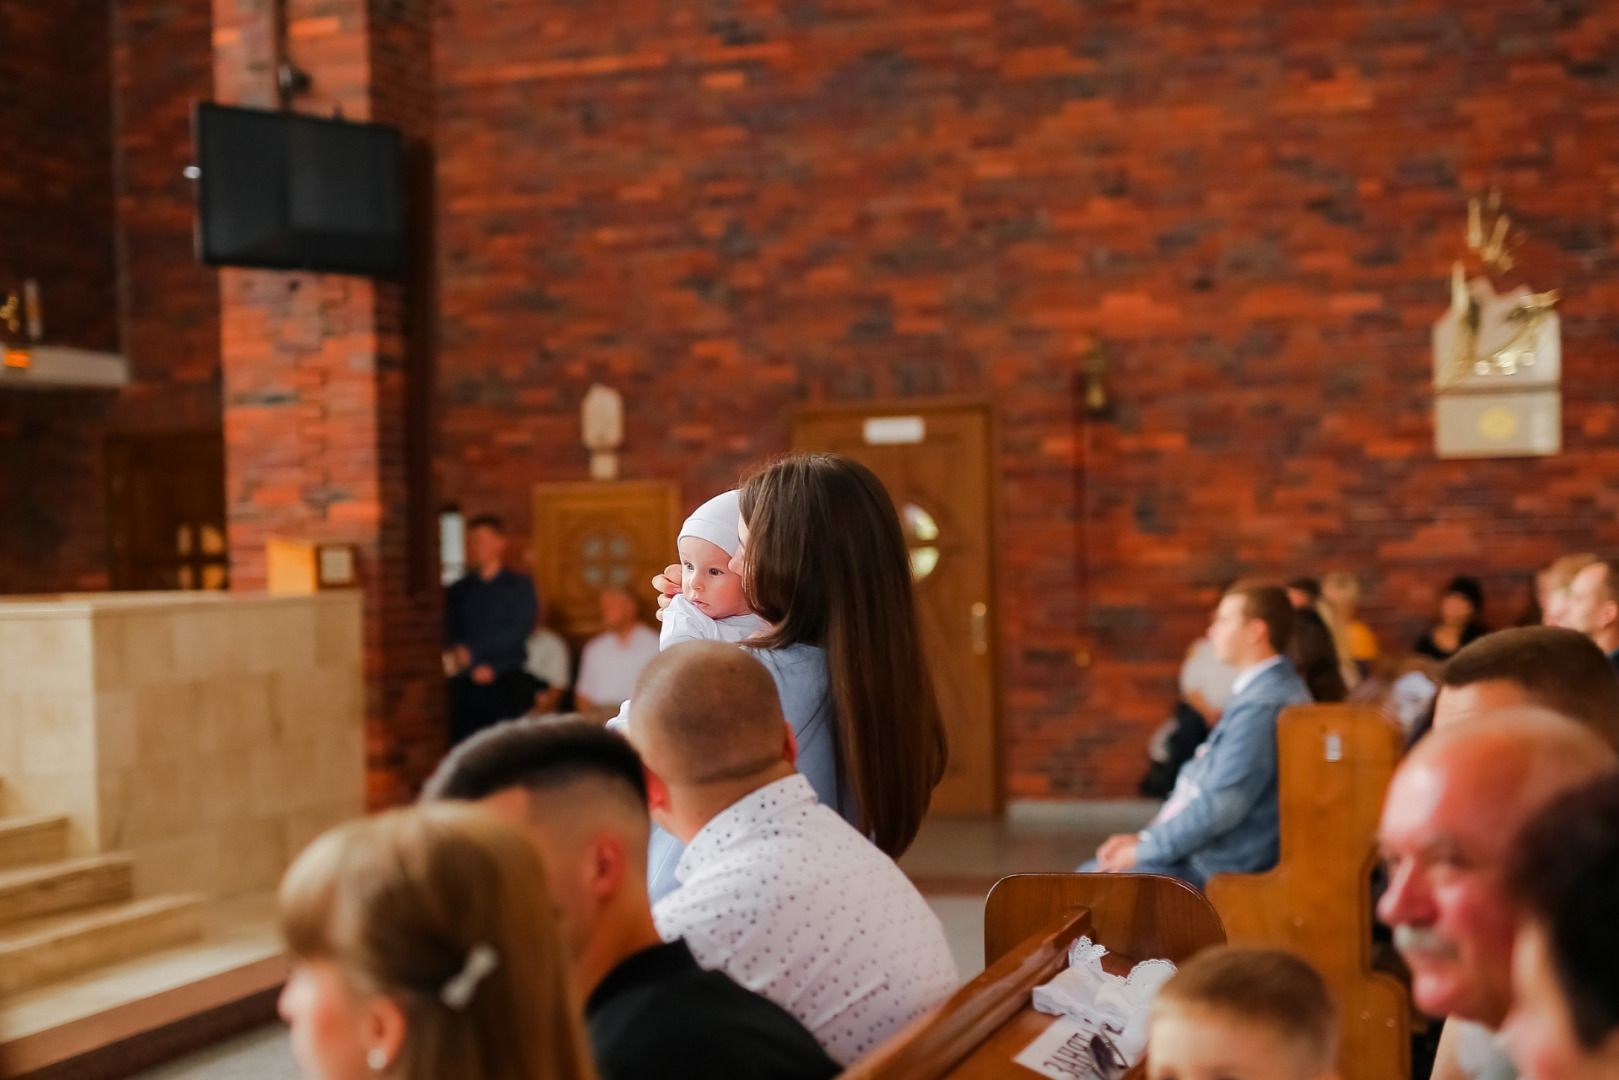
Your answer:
[862,415,925,445]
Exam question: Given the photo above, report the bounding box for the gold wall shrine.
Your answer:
[1432,194,1561,459]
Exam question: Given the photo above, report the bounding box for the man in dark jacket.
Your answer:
[444,514,539,744]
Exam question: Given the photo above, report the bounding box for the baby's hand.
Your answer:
[651,563,683,611]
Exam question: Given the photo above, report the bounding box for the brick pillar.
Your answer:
[212,0,443,807]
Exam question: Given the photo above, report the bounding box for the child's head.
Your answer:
[1148,947,1338,1080]
[678,490,750,620]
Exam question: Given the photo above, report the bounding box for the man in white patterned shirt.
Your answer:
[626,641,959,1065]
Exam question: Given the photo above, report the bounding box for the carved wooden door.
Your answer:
[530,481,679,647]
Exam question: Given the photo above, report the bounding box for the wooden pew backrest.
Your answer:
[984,873,1226,968]
[1204,704,1409,1080]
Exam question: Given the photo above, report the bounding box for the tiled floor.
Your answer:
[128,803,1156,1080]
[899,801,1158,889]
[131,1023,297,1080]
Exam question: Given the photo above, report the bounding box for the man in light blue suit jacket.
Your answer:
[1083,583,1312,888]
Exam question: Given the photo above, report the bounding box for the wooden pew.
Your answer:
[843,874,1225,1079]
[1204,704,1409,1080]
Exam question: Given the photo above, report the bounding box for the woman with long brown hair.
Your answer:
[646,453,948,896]
[276,803,595,1080]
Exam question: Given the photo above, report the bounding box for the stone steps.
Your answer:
[0,892,283,1078]
[0,854,134,927]
[0,895,207,998]
[0,814,69,871]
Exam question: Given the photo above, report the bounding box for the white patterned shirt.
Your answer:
[652,774,958,1065]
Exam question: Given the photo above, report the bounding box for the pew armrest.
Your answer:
[841,906,1093,1080]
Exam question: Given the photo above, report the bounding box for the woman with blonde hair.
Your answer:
[276,803,595,1080]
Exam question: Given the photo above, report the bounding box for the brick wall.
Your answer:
[0,0,118,352]
[0,0,118,592]
[433,0,1619,797]
[0,0,221,596]
[112,0,223,435]
[212,0,444,807]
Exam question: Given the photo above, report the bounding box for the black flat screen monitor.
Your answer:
[195,103,405,277]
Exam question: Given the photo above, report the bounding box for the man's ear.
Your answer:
[1246,617,1268,649]
[584,831,628,903]
[643,764,671,814]
[782,721,799,767]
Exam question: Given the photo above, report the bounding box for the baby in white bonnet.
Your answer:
[659,489,768,646]
[608,490,767,735]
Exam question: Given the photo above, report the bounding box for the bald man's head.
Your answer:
[629,641,789,786]
[1379,708,1619,1026]
[1406,708,1618,818]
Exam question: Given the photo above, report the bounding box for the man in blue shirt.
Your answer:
[1083,582,1312,887]
[444,514,540,744]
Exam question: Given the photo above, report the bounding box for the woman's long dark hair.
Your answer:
[739,454,948,856]
[1289,605,1348,704]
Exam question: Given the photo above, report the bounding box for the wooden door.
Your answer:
[531,481,679,647]
[793,403,999,815]
[106,431,229,591]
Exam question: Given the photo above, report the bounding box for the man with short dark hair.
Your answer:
[444,514,539,744]
[422,719,839,1080]
[1084,582,1311,887]
[1433,626,1619,749]
[1564,558,1619,673]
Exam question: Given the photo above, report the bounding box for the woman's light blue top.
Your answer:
[644,642,854,900]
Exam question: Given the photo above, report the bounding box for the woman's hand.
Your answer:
[651,563,683,612]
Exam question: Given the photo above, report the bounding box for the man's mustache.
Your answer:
[1394,924,1460,961]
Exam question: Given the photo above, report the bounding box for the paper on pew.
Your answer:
[1014,1017,1127,1080]
[1027,936,1178,1072]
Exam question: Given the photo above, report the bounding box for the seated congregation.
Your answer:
[272,458,1619,1080]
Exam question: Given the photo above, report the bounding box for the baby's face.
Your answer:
[679,536,750,619]
[1148,1005,1333,1080]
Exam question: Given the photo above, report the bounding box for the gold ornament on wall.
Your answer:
[1435,191,1560,391]
[1431,191,1562,458]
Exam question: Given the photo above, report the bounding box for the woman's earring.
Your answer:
[367,1048,389,1072]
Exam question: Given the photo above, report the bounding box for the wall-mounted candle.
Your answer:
[22,279,42,342]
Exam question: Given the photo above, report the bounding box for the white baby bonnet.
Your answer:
[680,489,743,556]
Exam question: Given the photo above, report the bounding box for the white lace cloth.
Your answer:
[1031,936,1178,1071]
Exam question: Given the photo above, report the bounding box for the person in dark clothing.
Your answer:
[422,720,840,1080]
[585,939,842,1080]
[1415,575,1489,662]
[444,514,540,744]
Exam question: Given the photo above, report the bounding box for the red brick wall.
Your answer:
[0,394,119,593]
[212,0,444,807]
[0,0,118,352]
[433,0,1619,797]
[112,0,223,435]
[0,0,221,596]
[0,0,118,593]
